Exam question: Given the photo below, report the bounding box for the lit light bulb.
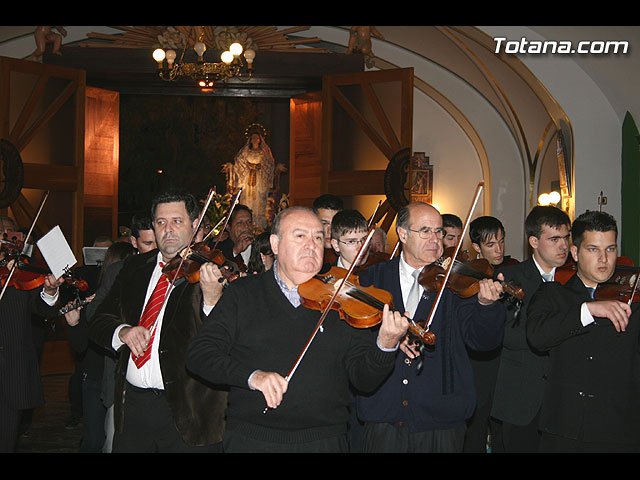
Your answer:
[220,50,234,64]
[152,48,166,65]
[193,41,206,59]
[229,42,243,56]
[538,193,550,206]
[244,49,256,65]
[165,49,177,66]
[549,191,561,204]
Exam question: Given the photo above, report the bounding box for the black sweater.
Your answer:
[186,269,397,443]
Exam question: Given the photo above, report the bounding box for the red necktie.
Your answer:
[133,265,169,368]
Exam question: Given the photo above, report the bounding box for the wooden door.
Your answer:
[289,91,323,207]
[289,68,414,233]
[0,56,85,258]
[84,86,119,244]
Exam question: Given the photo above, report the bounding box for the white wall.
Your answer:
[479,26,623,226]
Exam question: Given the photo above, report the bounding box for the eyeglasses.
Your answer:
[407,227,446,239]
[337,236,368,247]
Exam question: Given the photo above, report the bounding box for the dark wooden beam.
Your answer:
[44,47,364,98]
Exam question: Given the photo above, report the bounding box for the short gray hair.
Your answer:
[271,206,318,239]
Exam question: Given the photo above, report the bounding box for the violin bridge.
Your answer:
[436,256,451,270]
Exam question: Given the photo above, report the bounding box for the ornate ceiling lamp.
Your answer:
[82,26,327,87]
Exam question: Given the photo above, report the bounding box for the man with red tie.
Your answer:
[88,190,228,452]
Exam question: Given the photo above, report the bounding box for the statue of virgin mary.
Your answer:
[223,124,284,229]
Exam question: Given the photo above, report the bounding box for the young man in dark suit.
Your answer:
[490,206,571,452]
[527,210,640,452]
[88,190,228,452]
[464,215,519,452]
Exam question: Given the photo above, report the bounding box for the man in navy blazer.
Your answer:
[355,202,506,452]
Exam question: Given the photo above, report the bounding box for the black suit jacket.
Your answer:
[88,249,227,446]
[0,287,57,410]
[490,257,548,425]
[526,273,640,446]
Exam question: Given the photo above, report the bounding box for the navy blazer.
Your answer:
[355,256,505,432]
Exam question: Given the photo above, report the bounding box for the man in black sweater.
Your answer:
[186,206,410,452]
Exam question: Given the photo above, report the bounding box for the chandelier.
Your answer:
[152,28,256,87]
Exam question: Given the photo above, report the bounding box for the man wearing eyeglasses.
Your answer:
[329,209,371,271]
[354,201,506,453]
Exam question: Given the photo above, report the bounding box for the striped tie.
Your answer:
[133,266,169,369]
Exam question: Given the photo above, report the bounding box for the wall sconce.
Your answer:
[538,191,561,206]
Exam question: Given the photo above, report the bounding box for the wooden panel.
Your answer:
[0,56,86,257]
[84,86,119,243]
[321,68,414,228]
[289,92,322,205]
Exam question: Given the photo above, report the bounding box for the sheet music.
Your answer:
[36,225,77,279]
[83,246,108,265]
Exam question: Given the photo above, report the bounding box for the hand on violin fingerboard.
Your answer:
[199,263,225,307]
[477,273,505,305]
[63,304,81,326]
[43,273,65,296]
[587,300,631,332]
[377,304,410,350]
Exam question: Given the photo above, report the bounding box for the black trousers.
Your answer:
[0,401,22,453]
[223,429,349,453]
[540,432,640,453]
[112,383,221,453]
[360,422,466,453]
[491,414,541,453]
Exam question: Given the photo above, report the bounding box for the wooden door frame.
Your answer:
[0,56,86,258]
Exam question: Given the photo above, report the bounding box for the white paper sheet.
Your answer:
[36,225,77,279]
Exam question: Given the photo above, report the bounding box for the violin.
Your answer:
[593,264,640,304]
[162,241,242,285]
[353,250,392,274]
[554,258,576,285]
[1,235,48,291]
[419,247,524,302]
[298,265,436,344]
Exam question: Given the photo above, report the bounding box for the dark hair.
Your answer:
[229,204,253,224]
[130,214,153,238]
[525,205,571,239]
[330,209,368,239]
[312,194,343,213]
[150,189,199,223]
[442,214,462,230]
[247,231,273,274]
[571,210,617,249]
[97,241,137,286]
[470,216,505,245]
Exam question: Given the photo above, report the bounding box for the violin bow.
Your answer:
[390,240,400,259]
[264,226,378,414]
[422,182,485,335]
[0,190,49,304]
[209,188,243,252]
[627,269,640,305]
[368,200,383,228]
